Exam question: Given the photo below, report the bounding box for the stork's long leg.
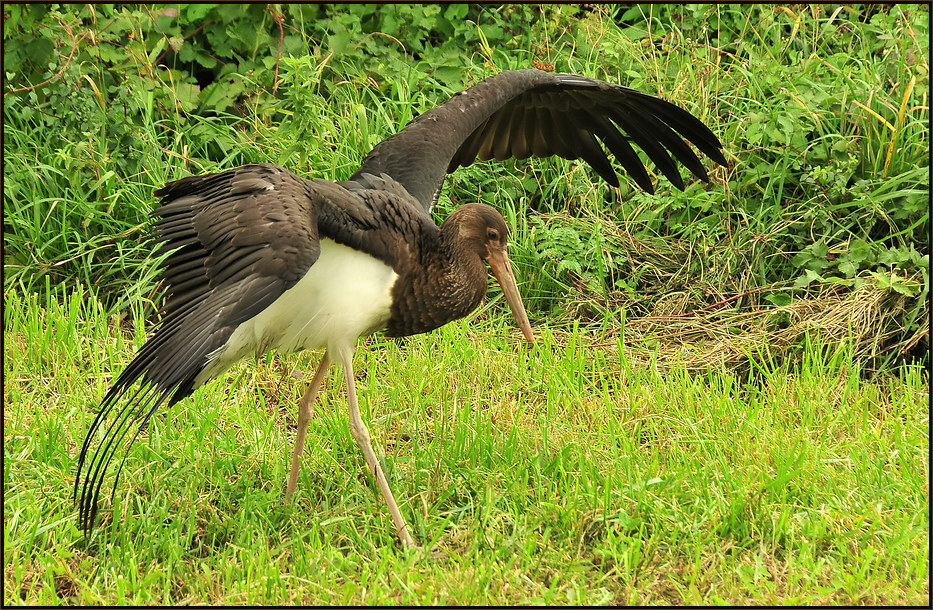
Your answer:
[342,358,418,549]
[285,353,331,498]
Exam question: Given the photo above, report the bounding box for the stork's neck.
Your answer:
[384,225,487,338]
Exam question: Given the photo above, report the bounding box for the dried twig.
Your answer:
[5,16,89,96]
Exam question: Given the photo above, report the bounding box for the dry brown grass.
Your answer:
[551,272,928,376]
[621,273,926,374]
[530,210,927,375]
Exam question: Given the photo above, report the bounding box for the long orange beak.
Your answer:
[486,247,535,342]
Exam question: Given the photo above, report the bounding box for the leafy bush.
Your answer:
[3,4,575,296]
[3,3,928,369]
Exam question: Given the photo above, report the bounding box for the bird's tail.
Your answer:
[73,307,219,532]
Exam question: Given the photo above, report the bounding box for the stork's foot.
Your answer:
[419,546,449,560]
[390,515,419,550]
[398,537,448,559]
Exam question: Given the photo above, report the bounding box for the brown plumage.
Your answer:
[75,68,725,549]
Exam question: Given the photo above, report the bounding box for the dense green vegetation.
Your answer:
[3,3,929,605]
[4,3,928,370]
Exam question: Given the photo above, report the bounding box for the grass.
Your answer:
[4,286,928,605]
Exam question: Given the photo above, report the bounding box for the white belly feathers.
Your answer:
[196,239,398,384]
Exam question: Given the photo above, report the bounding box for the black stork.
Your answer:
[75,68,726,550]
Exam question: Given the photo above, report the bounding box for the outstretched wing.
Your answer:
[352,68,726,211]
[75,163,322,531]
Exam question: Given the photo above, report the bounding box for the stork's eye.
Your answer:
[487,228,500,241]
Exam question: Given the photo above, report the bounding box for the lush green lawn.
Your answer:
[4,288,928,604]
